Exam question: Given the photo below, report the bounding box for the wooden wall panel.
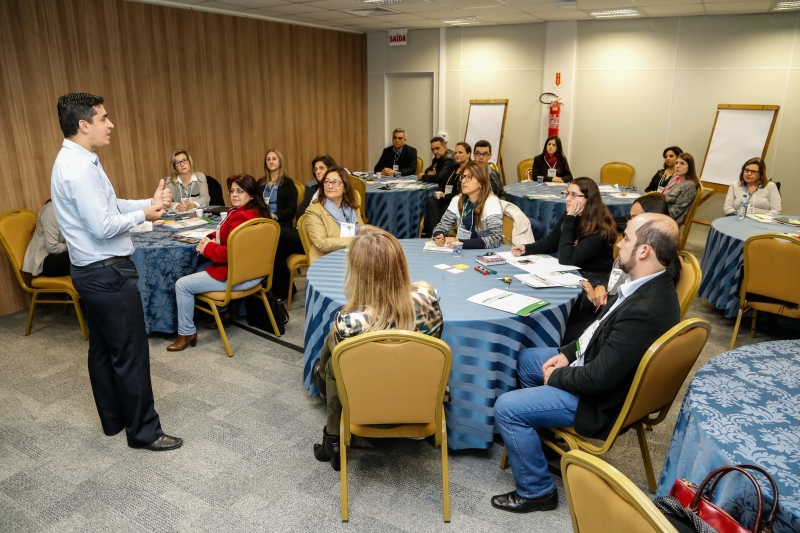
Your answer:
[0,0,367,317]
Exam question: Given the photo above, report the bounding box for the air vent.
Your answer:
[345,6,401,16]
[440,17,486,25]
[587,8,640,18]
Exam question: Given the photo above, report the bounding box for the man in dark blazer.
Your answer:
[491,213,681,513]
[420,136,455,186]
[374,128,418,177]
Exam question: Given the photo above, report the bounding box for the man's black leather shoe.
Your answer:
[491,489,558,513]
[138,434,183,451]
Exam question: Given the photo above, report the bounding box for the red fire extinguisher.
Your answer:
[548,102,561,138]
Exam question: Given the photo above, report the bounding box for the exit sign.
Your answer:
[389,28,407,46]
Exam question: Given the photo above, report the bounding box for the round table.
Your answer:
[699,216,793,318]
[305,178,436,239]
[302,239,582,450]
[505,181,637,234]
[131,217,218,334]
[657,340,800,533]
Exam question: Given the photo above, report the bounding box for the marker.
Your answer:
[475,266,495,275]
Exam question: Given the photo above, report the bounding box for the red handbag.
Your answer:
[670,465,779,533]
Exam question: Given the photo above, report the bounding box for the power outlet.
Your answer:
[437,132,447,141]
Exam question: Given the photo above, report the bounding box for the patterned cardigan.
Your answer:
[432,194,504,249]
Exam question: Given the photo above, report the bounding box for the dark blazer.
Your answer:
[374,145,418,177]
[523,213,614,273]
[421,149,456,186]
[548,270,681,439]
[259,176,298,228]
[532,154,573,182]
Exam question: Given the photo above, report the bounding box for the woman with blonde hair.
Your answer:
[257,149,297,228]
[312,226,443,471]
[163,149,210,211]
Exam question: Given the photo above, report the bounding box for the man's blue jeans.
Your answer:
[494,347,579,498]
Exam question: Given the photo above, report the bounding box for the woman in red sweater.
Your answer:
[167,174,272,351]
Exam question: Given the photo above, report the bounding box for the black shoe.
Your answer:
[491,489,558,513]
[311,360,326,398]
[137,434,183,451]
[312,427,340,471]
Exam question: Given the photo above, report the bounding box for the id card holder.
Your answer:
[574,320,601,364]
[747,202,755,214]
[444,185,453,195]
[340,222,356,238]
[392,164,400,174]
[547,168,557,178]
[607,268,624,293]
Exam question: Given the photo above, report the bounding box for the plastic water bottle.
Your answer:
[738,194,748,220]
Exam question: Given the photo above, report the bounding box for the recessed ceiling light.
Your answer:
[440,17,486,25]
[587,8,640,18]
[775,1,800,9]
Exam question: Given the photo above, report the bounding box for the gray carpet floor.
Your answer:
[1,242,797,532]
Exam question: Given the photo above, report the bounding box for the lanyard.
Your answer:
[659,171,673,188]
[662,175,681,195]
[460,199,475,231]
[179,178,195,204]
[263,180,278,202]
[393,150,401,165]
[546,158,557,170]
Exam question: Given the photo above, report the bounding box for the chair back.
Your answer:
[0,209,37,290]
[205,175,226,206]
[293,178,305,207]
[675,251,701,319]
[499,200,533,245]
[226,218,280,290]
[416,157,424,177]
[600,162,635,187]
[562,451,678,533]
[333,330,452,443]
[502,215,514,244]
[517,158,533,182]
[678,185,704,250]
[296,214,311,257]
[346,175,368,222]
[488,161,498,173]
[741,233,800,306]
[617,319,710,430]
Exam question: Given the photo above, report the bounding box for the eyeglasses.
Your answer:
[174,159,189,166]
[743,169,760,175]
[565,192,585,199]
[461,174,474,182]
[324,180,343,187]
[228,188,245,195]
[474,151,490,157]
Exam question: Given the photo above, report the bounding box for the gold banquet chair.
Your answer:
[346,175,368,224]
[600,162,635,188]
[675,251,701,320]
[0,209,87,340]
[292,178,305,227]
[562,451,678,533]
[730,233,800,350]
[500,318,711,492]
[332,330,453,522]
[416,157,424,177]
[285,214,309,311]
[517,158,534,182]
[195,218,281,357]
[678,186,704,251]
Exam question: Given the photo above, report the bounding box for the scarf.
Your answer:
[544,153,558,168]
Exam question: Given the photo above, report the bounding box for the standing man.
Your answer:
[50,93,182,451]
[473,140,506,199]
[374,128,418,177]
[420,136,455,186]
[491,213,680,512]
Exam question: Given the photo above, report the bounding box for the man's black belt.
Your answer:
[72,256,132,271]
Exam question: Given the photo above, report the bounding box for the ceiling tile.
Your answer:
[481,12,542,22]
[371,13,427,21]
[439,0,507,8]
[305,0,366,9]
[575,0,637,8]
[640,3,704,15]
[387,1,459,13]
[263,3,323,13]
[409,8,472,17]
[534,10,593,19]
[299,10,355,19]
[213,0,287,7]
[703,1,771,11]
[633,0,700,5]
[161,0,206,4]
[196,1,250,10]
[460,6,526,14]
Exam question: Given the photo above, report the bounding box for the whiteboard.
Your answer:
[701,107,777,186]
[464,101,507,165]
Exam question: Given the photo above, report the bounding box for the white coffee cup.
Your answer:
[195,208,203,218]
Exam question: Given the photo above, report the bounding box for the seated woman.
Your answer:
[167,175,271,351]
[257,149,297,228]
[432,162,503,250]
[663,152,700,225]
[531,135,573,183]
[312,225,444,471]
[163,149,210,212]
[304,167,364,265]
[22,200,70,278]
[645,146,683,193]
[511,177,616,286]
[298,155,337,218]
[723,157,781,216]
[423,141,472,238]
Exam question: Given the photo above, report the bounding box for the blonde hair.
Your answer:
[343,226,415,332]
[169,149,194,183]
[259,149,288,186]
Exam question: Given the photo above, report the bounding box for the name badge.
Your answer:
[340,222,356,238]
[657,186,666,193]
[574,319,602,363]
[456,225,472,240]
[747,202,755,214]
[444,185,453,196]
[547,168,557,178]
[392,164,399,173]
[607,268,624,293]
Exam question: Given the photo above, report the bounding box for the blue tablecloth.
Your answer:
[302,239,582,450]
[306,178,435,239]
[505,181,637,234]
[657,340,800,533]
[131,218,218,334]
[699,217,793,319]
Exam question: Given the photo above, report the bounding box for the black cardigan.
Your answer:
[522,213,614,273]
[259,176,298,228]
[532,154,573,182]
[549,270,681,439]
[374,145,418,177]
[645,169,672,192]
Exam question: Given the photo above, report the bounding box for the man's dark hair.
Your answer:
[474,140,492,152]
[635,220,678,268]
[57,93,104,138]
[430,136,446,145]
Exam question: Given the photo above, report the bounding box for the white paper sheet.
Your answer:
[467,288,549,316]
[177,229,213,239]
[515,270,584,288]
[129,221,153,233]
[165,218,208,229]
[423,241,452,253]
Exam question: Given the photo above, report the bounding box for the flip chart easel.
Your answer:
[464,99,509,184]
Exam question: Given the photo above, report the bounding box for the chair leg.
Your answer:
[71,292,89,341]
[25,292,39,336]
[730,307,745,350]
[286,271,295,311]
[341,431,349,522]
[634,423,656,493]
[441,413,451,523]
[209,305,233,357]
[259,291,282,338]
[499,447,509,470]
[750,309,758,338]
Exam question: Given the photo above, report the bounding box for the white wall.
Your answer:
[368,13,800,241]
